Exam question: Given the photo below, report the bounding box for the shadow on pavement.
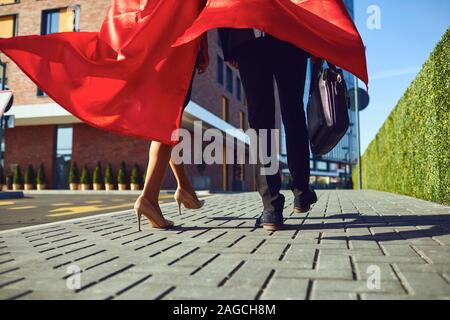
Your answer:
[175,213,450,242]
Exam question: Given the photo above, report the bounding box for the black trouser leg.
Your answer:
[271,39,310,197]
[236,40,284,213]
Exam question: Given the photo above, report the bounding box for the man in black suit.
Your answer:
[219,28,317,230]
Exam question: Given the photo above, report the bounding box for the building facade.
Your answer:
[0,0,262,192]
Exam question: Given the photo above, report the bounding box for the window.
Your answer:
[226,66,233,93]
[38,7,79,96]
[317,161,328,171]
[41,7,76,35]
[217,56,224,85]
[0,0,19,6]
[0,14,17,38]
[221,96,229,122]
[310,160,315,170]
[236,77,242,101]
[54,125,73,189]
[0,62,7,90]
[239,111,245,130]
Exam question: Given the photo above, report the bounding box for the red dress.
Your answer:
[0,0,367,145]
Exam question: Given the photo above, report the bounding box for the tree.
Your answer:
[69,162,79,184]
[13,165,23,185]
[104,163,114,185]
[0,163,5,185]
[36,163,46,185]
[131,164,142,185]
[117,161,127,184]
[24,164,35,185]
[93,162,103,184]
[80,165,91,185]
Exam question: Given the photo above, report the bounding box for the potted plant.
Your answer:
[117,161,127,191]
[12,165,24,190]
[69,162,80,191]
[36,163,46,190]
[142,170,147,186]
[93,162,103,191]
[80,165,91,191]
[104,163,115,191]
[0,164,5,191]
[24,164,35,190]
[130,164,142,190]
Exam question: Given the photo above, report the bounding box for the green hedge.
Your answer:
[353,28,449,205]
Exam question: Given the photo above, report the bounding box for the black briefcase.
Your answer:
[307,60,350,156]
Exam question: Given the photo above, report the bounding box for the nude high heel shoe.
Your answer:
[134,196,174,230]
[174,188,205,215]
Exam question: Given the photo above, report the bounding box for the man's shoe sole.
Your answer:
[262,223,284,231]
[294,206,311,214]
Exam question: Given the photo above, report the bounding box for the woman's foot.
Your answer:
[134,195,174,230]
[174,188,205,215]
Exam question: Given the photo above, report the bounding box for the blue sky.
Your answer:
[353,0,449,153]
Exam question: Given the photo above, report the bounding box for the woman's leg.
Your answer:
[169,160,196,195]
[141,141,172,204]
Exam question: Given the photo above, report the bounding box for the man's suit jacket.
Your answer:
[219,28,259,61]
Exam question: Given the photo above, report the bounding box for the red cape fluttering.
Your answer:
[0,0,203,145]
[0,0,368,145]
[176,0,368,86]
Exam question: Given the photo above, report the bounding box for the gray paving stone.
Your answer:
[0,190,449,299]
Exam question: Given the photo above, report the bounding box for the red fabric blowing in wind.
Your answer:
[176,0,368,85]
[0,0,368,145]
[0,0,202,145]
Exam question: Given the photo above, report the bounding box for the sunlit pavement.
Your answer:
[0,192,196,231]
[0,190,449,300]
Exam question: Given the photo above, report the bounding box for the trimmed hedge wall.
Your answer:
[353,28,449,205]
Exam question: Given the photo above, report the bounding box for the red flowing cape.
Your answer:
[176,0,368,86]
[0,0,368,145]
[0,0,203,145]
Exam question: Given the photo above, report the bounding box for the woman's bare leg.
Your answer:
[169,160,196,195]
[141,141,172,204]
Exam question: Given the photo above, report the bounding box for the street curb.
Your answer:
[0,191,24,199]
[0,194,219,235]
[20,190,212,196]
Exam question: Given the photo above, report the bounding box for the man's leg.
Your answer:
[235,41,285,217]
[272,39,315,203]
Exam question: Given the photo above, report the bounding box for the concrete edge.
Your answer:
[0,194,219,235]
[17,190,212,196]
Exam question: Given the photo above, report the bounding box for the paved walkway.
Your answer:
[0,190,449,300]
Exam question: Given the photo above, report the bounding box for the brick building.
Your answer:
[0,0,281,191]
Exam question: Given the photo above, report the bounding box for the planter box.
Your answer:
[105,184,115,191]
[130,183,141,191]
[80,184,91,191]
[13,184,23,191]
[37,184,46,190]
[93,184,104,191]
[24,184,35,191]
[69,183,79,191]
[118,184,127,191]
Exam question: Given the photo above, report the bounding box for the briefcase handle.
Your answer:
[309,59,338,95]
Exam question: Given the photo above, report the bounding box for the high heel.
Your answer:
[174,188,205,215]
[136,210,142,232]
[134,196,174,230]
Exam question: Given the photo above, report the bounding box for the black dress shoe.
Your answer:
[294,189,318,213]
[255,211,284,231]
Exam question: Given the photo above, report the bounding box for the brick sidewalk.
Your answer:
[0,190,449,300]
